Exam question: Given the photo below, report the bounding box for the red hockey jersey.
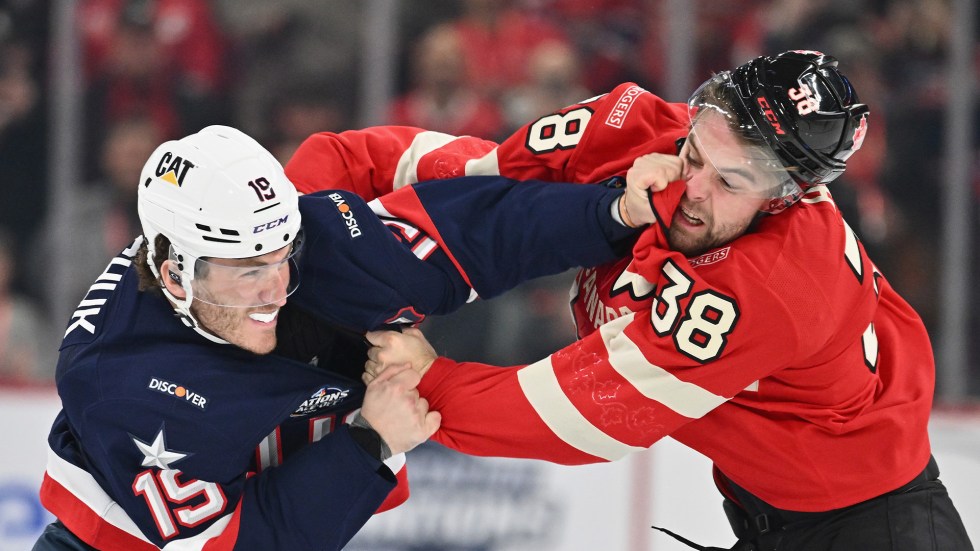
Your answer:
[286,83,934,513]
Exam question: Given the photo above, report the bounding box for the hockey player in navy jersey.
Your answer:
[34,125,662,551]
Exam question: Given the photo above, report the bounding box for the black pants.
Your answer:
[722,457,974,551]
[31,521,97,551]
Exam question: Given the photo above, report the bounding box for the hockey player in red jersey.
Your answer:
[321,52,973,549]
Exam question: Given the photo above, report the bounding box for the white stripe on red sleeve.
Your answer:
[516,314,728,462]
[517,357,645,462]
[600,314,727,418]
[393,131,461,190]
[463,149,501,176]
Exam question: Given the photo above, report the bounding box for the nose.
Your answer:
[684,171,711,202]
[257,265,290,306]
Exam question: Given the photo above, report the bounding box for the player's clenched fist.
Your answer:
[359,363,441,455]
[620,152,689,226]
[363,328,438,384]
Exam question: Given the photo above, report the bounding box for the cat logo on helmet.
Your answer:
[154,152,196,187]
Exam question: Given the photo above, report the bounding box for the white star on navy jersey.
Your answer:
[132,428,187,470]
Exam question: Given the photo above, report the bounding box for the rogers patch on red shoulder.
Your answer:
[689,246,730,268]
[604,86,645,129]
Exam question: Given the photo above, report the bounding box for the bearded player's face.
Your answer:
[670,113,771,257]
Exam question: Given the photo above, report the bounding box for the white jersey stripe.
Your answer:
[46,448,148,542]
[411,238,438,260]
[600,313,727,419]
[463,149,501,176]
[517,357,645,462]
[392,131,460,190]
[367,198,393,218]
[45,448,234,550]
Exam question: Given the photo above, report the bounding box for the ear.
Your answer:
[160,259,187,300]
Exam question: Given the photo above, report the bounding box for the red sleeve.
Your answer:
[494,83,690,183]
[284,127,497,199]
[417,233,801,465]
[284,83,690,200]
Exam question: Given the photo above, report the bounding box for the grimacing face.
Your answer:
[167,245,292,355]
[670,110,774,257]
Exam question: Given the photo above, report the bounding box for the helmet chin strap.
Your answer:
[161,274,231,346]
[145,236,230,345]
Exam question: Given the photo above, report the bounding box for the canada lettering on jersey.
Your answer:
[577,266,634,329]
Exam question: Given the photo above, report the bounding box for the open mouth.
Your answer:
[680,207,704,226]
[248,310,279,324]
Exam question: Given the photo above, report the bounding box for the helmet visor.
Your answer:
[687,72,803,211]
[181,236,303,308]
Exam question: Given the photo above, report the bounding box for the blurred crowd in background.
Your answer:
[0,0,977,397]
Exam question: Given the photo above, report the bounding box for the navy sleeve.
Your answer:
[293,180,635,332]
[409,176,635,301]
[295,192,473,331]
[235,425,395,550]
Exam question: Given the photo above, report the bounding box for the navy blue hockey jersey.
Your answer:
[39,176,632,550]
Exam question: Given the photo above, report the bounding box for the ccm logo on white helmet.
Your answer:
[253,215,290,233]
[328,193,362,238]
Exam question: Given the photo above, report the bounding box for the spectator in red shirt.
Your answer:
[388,23,504,140]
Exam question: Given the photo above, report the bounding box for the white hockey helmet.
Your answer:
[137,126,302,335]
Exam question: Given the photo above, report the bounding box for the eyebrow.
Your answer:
[715,165,757,184]
[688,136,761,186]
[239,258,272,267]
[217,247,291,268]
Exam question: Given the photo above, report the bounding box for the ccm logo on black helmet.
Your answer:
[755,96,785,135]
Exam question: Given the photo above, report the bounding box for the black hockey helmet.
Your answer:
[730,50,869,186]
[688,51,869,212]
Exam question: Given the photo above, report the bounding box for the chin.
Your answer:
[668,234,706,257]
[231,334,277,355]
[250,338,277,355]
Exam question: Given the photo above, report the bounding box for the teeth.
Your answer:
[681,207,703,224]
[249,310,279,323]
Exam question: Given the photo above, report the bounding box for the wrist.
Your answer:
[350,413,392,461]
[617,194,639,228]
[419,357,436,377]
